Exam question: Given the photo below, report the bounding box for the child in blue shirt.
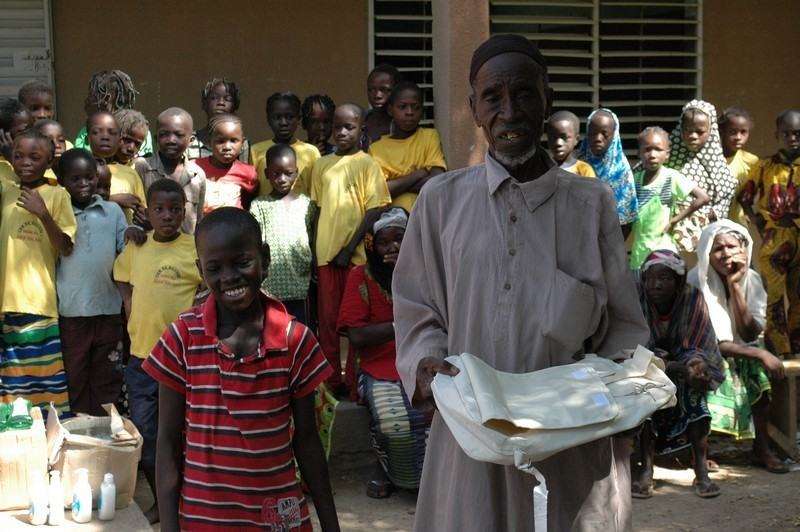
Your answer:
[56,149,131,415]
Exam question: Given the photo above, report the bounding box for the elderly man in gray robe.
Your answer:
[393,34,650,531]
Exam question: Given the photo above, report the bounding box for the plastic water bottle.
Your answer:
[98,473,116,521]
[47,471,64,525]
[71,468,92,523]
[27,474,47,525]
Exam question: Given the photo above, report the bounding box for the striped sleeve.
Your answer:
[143,318,189,394]
[287,321,332,399]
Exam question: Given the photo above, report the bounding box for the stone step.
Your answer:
[328,399,374,472]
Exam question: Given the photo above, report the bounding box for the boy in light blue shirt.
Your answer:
[56,148,132,415]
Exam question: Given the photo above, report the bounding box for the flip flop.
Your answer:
[706,459,720,472]
[693,479,721,498]
[631,480,654,499]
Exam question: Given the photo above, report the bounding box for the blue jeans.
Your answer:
[124,357,158,472]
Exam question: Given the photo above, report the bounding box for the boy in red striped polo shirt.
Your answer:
[144,207,340,532]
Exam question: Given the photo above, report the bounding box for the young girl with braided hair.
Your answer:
[74,70,153,157]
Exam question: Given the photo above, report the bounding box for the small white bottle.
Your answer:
[71,468,92,523]
[98,473,116,521]
[47,470,64,525]
[28,474,48,525]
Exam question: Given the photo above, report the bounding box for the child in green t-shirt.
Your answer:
[630,127,710,269]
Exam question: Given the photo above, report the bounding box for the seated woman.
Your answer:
[633,250,726,499]
[688,220,787,473]
[337,208,428,499]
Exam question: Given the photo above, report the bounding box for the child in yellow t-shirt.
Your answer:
[113,109,149,167]
[368,81,447,213]
[113,178,202,522]
[33,119,66,185]
[547,111,596,178]
[250,92,320,197]
[719,107,759,227]
[310,104,391,394]
[0,97,34,181]
[87,111,147,226]
[0,130,77,415]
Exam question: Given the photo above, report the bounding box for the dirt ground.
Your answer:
[313,436,800,532]
[136,436,799,532]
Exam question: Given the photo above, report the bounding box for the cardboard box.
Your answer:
[0,406,48,510]
[46,403,142,509]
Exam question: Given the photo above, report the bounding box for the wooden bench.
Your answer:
[767,359,800,459]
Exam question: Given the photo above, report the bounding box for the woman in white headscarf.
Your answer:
[687,220,788,473]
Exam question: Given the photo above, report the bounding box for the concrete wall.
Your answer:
[702,0,800,156]
[52,0,369,142]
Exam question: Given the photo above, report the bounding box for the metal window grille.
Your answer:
[0,0,54,98]
[489,0,702,154]
[371,0,435,125]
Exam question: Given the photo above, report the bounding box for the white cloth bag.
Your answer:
[431,345,676,530]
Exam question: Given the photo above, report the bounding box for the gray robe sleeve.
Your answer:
[392,193,450,401]
[589,186,650,357]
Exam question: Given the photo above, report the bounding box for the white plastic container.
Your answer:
[47,471,64,525]
[27,474,48,525]
[71,468,92,523]
[98,473,116,521]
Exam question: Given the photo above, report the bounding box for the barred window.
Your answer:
[371,0,435,125]
[489,0,701,154]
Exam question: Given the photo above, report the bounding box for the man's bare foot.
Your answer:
[751,449,789,474]
[144,503,160,524]
[693,478,720,498]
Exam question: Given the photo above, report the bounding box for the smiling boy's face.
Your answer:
[197,224,268,314]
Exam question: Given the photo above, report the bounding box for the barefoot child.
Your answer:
[0,130,76,414]
[546,111,595,177]
[302,94,336,155]
[249,144,314,323]
[135,107,206,234]
[187,78,249,162]
[250,92,320,196]
[630,127,710,269]
[144,207,340,532]
[87,111,147,225]
[56,149,128,415]
[194,114,257,212]
[311,103,391,393]
[578,108,638,227]
[719,108,759,228]
[113,178,203,523]
[368,81,447,212]
[740,109,800,356]
[113,109,149,167]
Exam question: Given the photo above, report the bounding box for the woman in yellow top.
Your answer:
[368,81,447,212]
[719,107,759,227]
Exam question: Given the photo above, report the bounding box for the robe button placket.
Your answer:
[510,214,517,223]
[504,283,511,290]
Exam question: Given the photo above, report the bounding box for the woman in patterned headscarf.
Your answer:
[634,249,725,499]
[667,100,738,252]
[578,108,639,226]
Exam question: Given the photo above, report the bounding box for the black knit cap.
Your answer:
[469,34,548,85]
